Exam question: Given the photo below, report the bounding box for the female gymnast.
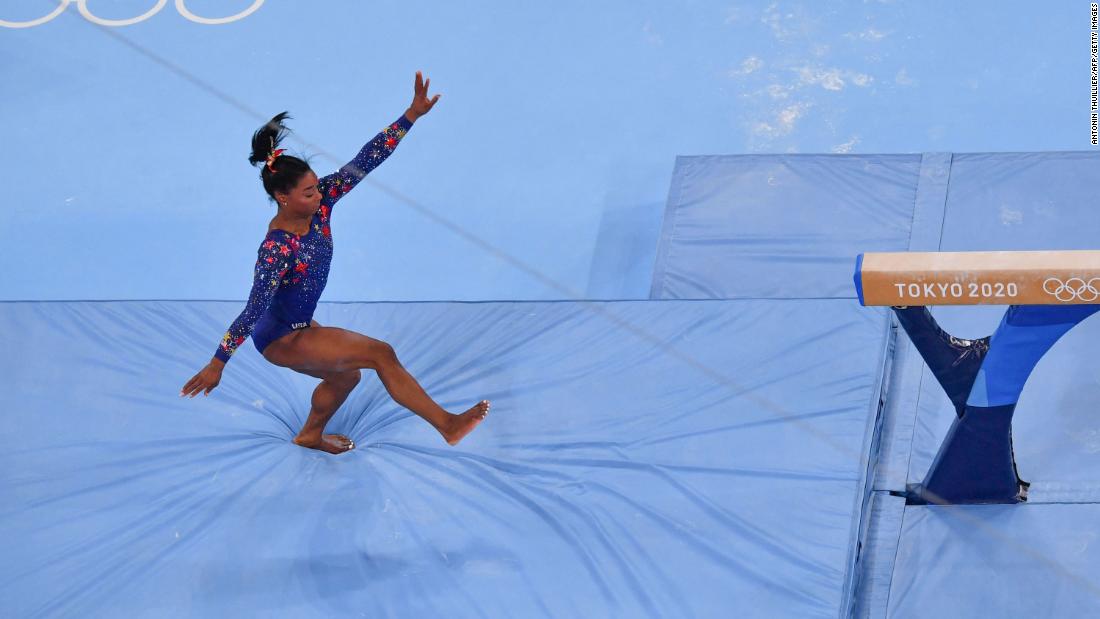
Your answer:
[180,72,489,454]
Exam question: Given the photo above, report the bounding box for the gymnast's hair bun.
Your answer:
[248,112,312,202]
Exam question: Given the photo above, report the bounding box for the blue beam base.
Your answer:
[905,404,1027,505]
[894,304,1098,505]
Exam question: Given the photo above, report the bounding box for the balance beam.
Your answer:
[855,250,1100,306]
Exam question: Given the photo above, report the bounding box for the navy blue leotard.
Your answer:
[214,115,413,363]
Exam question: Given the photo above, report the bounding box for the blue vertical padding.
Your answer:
[907,153,953,252]
[873,153,953,493]
[649,157,691,299]
[649,154,922,299]
[851,492,906,619]
[858,153,952,613]
[939,152,1100,252]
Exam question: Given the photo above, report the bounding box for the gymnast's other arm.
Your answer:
[180,241,290,397]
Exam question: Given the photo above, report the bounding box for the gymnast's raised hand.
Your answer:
[180,71,487,454]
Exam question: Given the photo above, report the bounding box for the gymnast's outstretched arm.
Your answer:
[315,71,440,215]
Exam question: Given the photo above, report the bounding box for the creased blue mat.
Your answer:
[650,154,922,300]
[1,299,887,618]
[887,504,1100,616]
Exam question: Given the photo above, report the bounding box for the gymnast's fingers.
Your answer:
[181,375,200,396]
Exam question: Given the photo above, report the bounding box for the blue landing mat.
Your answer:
[886,504,1100,616]
[1,299,888,618]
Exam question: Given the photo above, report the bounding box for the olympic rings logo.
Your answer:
[1043,277,1100,302]
[0,0,265,28]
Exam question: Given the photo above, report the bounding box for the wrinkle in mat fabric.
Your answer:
[1,299,887,618]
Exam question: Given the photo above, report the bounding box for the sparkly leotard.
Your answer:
[213,115,413,363]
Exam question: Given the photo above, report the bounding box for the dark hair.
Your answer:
[249,111,312,202]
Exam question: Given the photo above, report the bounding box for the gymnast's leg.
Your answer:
[263,321,489,448]
[290,365,360,454]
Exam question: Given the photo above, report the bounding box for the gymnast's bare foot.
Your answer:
[441,400,490,446]
[294,433,355,454]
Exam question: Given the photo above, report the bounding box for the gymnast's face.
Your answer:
[275,171,321,216]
